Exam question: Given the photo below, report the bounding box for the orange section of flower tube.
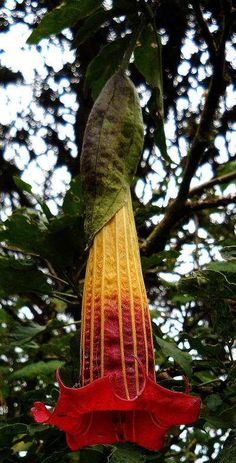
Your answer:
[80,196,155,399]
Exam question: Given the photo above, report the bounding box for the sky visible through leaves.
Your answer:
[0,1,236,462]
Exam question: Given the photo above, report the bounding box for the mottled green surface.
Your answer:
[80,70,144,245]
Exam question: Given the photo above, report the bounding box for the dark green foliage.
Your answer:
[72,8,113,48]
[217,432,236,463]
[109,444,146,463]
[134,26,163,90]
[134,25,168,162]
[0,256,52,297]
[154,336,192,377]
[179,260,236,338]
[141,250,180,272]
[84,38,130,100]
[27,0,103,44]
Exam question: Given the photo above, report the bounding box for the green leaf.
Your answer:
[217,432,236,463]
[141,250,180,271]
[79,446,105,463]
[0,256,52,297]
[28,424,51,436]
[216,161,236,178]
[62,176,83,215]
[10,360,64,380]
[216,161,236,192]
[141,254,163,270]
[134,26,169,163]
[42,451,67,463]
[84,37,129,100]
[155,336,192,377]
[172,294,194,304]
[46,214,85,267]
[206,394,223,411]
[0,423,28,448]
[27,0,102,45]
[184,334,224,359]
[72,7,111,48]
[206,260,236,274]
[70,329,81,373]
[12,322,46,344]
[134,204,162,227]
[13,176,52,219]
[0,207,85,271]
[148,88,170,164]
[178,260,236,309]
[11,439,32,454]
[13,176,32,194]
[228,365,236,381]
[0,209,47,255]
[205,405,236,429]
[134,25,163,90]
[110,444,145,463]
[154,117,170,164]
[221,245,236,260]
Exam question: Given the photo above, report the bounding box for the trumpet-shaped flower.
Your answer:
[32,196,200,450]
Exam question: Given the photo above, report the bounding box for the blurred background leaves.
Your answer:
[0,0,235,462]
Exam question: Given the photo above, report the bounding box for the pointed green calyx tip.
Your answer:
[80,70,144,245]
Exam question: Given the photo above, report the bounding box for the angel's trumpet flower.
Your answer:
[32,71,200,451]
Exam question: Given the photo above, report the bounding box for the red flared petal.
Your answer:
[31,401,51,423]
[31,369,200,451]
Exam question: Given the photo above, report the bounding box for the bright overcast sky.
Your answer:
[1,18,235,197]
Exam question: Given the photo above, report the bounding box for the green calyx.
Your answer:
[80,70,144,245]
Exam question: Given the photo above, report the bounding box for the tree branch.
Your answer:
[141,200,186,253]
[142,3,233,254]
[141,194,236,253]
[189,171,236,197]
[177,0,232,202]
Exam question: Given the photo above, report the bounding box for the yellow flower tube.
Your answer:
[81,194,155,399]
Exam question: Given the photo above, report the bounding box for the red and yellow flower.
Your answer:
[32,196,200,450]
[32,71,200,451]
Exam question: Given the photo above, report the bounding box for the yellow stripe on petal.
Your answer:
[115,210,130,400]
[122,206,139,394]
[100,226,106,377]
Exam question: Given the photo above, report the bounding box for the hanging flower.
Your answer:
[31,71,200,451]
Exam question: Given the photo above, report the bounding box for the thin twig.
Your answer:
[0,244,39,258]
[46,273,69,285]
[120,16,145,71]
[52,294,79,305]
[191,0,217,63]
[53,291,78,299]
[1,304,26,325]
[186,195,236,211]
